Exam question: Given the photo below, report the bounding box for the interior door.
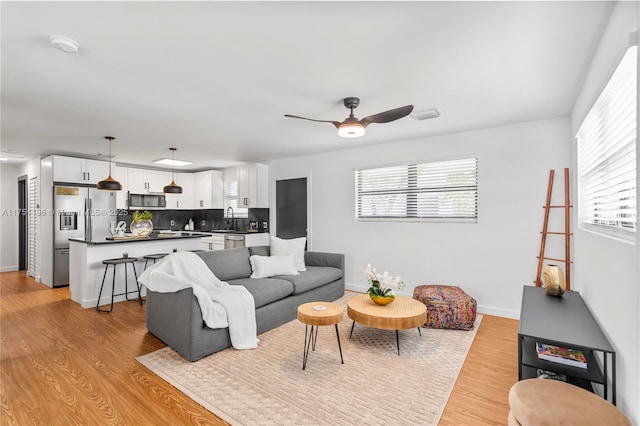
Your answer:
[275,178,307,240]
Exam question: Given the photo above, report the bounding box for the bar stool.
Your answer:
[143,253,168,270]
[96,256,141,313]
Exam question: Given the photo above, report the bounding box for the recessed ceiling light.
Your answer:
[411,108,441,121]
[153,158,192,167]
[50,35,79,53]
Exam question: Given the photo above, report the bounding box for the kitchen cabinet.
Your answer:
[201,234,225,251]
[113,166,128,210]
[236,163,269,208]
[52,155,110,184]
[127,168,170,193]
[194,170,224,209]
[165,173,195,209]
[245,232,270,247]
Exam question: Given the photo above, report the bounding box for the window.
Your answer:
[223,181,248,218]
[577,44,637,242]
[355,157,478,222]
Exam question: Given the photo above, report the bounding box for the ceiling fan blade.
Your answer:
[284,114,341,129]
[360,105,414,127]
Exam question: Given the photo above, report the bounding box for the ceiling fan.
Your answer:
[285,97,414,138]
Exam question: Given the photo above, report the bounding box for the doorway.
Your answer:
[275,177,307,241]
[18,175,27,270]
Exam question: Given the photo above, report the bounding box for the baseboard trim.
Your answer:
[0,266,19,273]
[345,282,520,319]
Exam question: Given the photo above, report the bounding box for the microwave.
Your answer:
[128,192,166,209]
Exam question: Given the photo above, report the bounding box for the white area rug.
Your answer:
[137,293,482,425]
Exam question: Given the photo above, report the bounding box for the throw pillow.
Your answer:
[249,254,299,278]
[270,236,307,271]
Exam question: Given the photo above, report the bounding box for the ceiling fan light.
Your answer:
[338,123,365,138]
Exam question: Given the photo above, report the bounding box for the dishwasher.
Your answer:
[224,234,245,249]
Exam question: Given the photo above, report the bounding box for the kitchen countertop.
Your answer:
[69,231,211,245]
[206,229,268,234]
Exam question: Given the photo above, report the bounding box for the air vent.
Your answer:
[411,108,441,121]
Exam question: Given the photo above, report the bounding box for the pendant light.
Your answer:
[97,136,122,191]
[163,147,183,194]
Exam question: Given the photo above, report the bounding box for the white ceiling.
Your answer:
[1,1,613,171]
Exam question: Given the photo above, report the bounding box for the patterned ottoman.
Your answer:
[412,285,477,330]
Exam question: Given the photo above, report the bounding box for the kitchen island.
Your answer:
[69,232,208,309]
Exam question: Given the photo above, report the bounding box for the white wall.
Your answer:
[0,163,21,271]
[571,1,639,421]
[270,117,571,319]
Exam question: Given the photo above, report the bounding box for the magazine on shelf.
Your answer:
[536,343,588,369]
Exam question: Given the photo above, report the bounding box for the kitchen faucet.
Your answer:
[226,206,234,230]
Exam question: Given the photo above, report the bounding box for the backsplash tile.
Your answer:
[118,208,269,232]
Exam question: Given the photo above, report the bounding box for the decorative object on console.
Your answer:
[130,210,153,236]
[364,263,405,305]
[541,264,566,297]
[535,342,587,369]
[163,147,183,194]
[97,136,122,191]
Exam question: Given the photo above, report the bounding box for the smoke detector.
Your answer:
[50,35,79,53]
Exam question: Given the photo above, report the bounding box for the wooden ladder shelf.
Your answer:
[535,168,573,290]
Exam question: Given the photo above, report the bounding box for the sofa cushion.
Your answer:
[196,247,252,281]
[249,254,299,278]
[248,246,270,257]
[270,236,307,271]
[228,278,294,308]
[275,266,343,295]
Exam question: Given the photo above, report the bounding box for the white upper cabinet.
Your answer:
[126,168,170,193]
[194,170,224,209]
[113,166,128,210]
[165,172,195,209]
[52,155,110,184]
[236,163,269,208]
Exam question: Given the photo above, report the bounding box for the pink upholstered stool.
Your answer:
[412,285,477,330]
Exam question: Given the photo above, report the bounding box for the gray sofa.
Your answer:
[145,245,345,361]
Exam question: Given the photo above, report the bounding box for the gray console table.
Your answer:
[518,285,616,405]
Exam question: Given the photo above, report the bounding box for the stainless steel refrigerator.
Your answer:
[53,185,117,287]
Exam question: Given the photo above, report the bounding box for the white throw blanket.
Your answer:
[138,251,258,350]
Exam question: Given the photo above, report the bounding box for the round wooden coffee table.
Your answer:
[347,294,427,355]
[297,301,344,370]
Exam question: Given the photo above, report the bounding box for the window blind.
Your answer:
[577,45,637,241]
[355,157,478,221]
[223,181,248,218]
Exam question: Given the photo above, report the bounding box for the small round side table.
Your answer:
[297,301,344,370]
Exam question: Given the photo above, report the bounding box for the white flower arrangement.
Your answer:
[364,263,405,298]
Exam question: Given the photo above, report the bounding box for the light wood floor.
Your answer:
[1,271,519,425]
